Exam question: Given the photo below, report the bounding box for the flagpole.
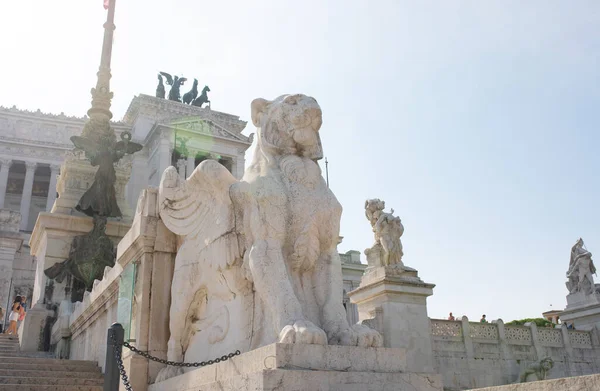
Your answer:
[81,0,117,142]
[85,0,117,133]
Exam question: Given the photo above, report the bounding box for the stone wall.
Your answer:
[69,263,121,369]
[430,318,600,390]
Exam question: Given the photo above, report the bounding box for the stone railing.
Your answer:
[430,317,599,390]
[430,317,595,350]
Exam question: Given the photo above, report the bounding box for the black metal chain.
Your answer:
[110,333,241,390]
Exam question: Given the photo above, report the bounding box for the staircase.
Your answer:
[0,333,104,390]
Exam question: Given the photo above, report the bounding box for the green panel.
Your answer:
[117,262,136,342]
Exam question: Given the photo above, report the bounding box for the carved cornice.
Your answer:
[123,94,247,134]
[0,105,127,125]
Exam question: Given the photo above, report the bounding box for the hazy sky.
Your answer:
[1,1,598,322]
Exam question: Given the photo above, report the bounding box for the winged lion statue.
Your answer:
[156,94,382,381]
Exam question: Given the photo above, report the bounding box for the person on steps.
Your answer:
[3,296,22,335]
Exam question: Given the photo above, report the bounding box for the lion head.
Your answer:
[540,357,554,371]
[250,94,323,161]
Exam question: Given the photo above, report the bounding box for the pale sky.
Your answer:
[1,1,599,322]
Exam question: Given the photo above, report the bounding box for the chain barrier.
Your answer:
[110,333,241,390]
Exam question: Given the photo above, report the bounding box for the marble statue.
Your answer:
[519,357,553,383]
[566,238,597,296]
[364,198,404,267]
[156,94,382,381]
[159,71,187,102]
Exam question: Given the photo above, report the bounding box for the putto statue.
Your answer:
[566,238,597,296]
[364,198,404,268]
[157,94,382,381]
[159,71,187,102]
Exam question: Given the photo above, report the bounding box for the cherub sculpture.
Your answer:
[156,94,382,381]
[364,198,404,267]
[159,71,187,102]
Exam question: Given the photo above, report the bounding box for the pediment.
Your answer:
[165,117,249,143]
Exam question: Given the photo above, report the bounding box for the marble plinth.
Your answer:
[349,265,437,374]
[148,343,442,391]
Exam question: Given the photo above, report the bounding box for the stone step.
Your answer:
[0,377,104,386]
[0,357,98,366]
[0,386,102,391]
[0,369,103,379]
[0,363,101,372]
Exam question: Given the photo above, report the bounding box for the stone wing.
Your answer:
[159,160,240,270]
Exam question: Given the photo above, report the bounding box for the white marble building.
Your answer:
[0,94,364,325]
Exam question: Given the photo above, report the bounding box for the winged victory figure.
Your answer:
[159,71,187,102]
[156,94,382,381]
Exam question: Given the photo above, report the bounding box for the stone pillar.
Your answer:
[0,159,12,208]
[45,164,60,212]
[186,156,195,178]
[116,188,177,389]
[176,159,186,180]
[235,152,246,179]
[158,130,172,177]
[19,162,37,231]
[348,265,436,373]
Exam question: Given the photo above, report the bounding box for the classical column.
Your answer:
[19,162,37,231]
[45,164,60,212]
[158,130,172,177]
[186,156,195,178]
[0,159,12,208]
[176,159,186,180]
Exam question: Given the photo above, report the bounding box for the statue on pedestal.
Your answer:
[156,94,382,381]
[364,198,404,268]
[566,238,597,296]
[44,112,141,295]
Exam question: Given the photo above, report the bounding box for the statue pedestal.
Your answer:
[19,212,130,352]
[148,343,443,391]
[561,292,600,331]
[52,153,133,221]
[348,265,437,374]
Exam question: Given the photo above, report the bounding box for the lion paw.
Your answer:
[279,320,328,345]
[329,324,383,348]
[156,366,183,383]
